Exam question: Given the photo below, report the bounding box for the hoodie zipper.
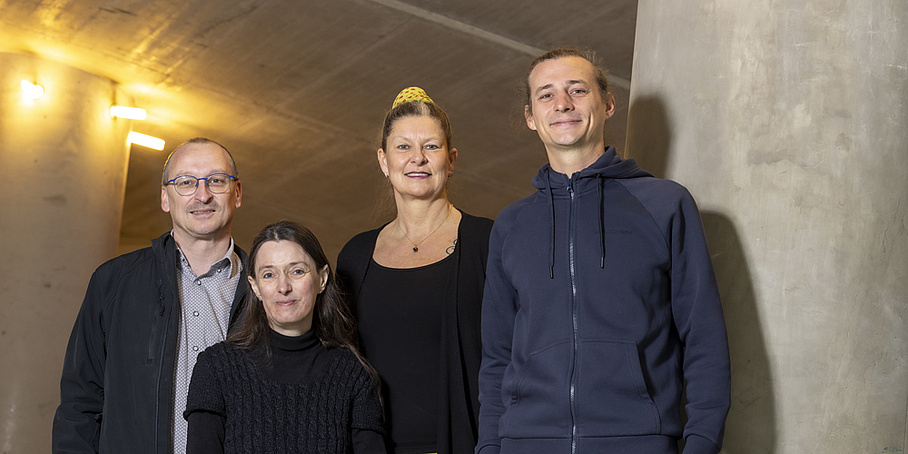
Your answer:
[567,180,579,454]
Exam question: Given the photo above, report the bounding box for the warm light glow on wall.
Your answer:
[109,105,147,120]
[21,80,44,99]
[127,131,165,150]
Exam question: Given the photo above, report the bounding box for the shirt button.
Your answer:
[192,346,199,352]
[195,280,201,286]
[193,311,199,317]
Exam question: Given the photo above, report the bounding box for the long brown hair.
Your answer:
[229,220,377,381]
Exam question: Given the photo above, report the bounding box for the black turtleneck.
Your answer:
[186,329,386,453]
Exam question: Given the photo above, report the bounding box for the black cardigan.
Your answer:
[337,211,493,454]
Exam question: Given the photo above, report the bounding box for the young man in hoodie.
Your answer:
[475,48,731,454]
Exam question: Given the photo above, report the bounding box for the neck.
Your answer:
[545,142,605,178]
[172,230,232,276]
[394,196,452,233]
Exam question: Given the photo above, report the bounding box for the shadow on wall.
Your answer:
[625,95,671,178]
[626,95,776,452]
[701,212,776,453]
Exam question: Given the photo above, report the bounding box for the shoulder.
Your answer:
[619,176,693,202]
[337,227,382,268]
[198,341,239,362]
[325,348,374,382]
[458,211,494,240]
[490,192,544,238]
[88,245,159,294]
[618,176,699,216]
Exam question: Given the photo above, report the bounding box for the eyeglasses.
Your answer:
[165,173,237,196]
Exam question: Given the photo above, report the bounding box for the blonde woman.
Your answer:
[338,87,492,454]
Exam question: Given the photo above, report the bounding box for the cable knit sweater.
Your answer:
[185,334,384,453]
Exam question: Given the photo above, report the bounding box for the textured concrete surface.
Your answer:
[0,0,638,260]
[629,1,907,452]
[0,54,132,453]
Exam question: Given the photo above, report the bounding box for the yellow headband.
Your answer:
[391,86,434,109]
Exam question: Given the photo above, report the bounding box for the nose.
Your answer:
[410,148,429,165]
[277,274,292,295]
[193,179,214,201]
[554,91,574,112]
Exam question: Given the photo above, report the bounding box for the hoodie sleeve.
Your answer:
[668,189,731,454]
[475,215,518,454]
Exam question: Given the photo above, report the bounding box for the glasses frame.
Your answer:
[165,173,238,196]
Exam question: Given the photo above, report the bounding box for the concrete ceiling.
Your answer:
[1,0,638,258]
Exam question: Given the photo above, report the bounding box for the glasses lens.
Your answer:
[173,176,198,195]
[206,174,231,194]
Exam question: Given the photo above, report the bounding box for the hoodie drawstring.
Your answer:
[597,176,606,269]
[546,170,555,279]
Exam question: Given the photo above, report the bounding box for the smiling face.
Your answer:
[525,56,616,156]
[248,240,328,337]
[378,115,457,202]
[161,142,242,244]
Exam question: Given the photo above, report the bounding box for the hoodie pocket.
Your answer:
[501,341,573,438]
[574,339,660,436]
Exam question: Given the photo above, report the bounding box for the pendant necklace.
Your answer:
[398,205,452,253]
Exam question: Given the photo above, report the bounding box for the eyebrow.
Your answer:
[534,80,590,95]
[256,261,309,271]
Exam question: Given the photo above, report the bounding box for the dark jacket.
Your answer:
[52,232,247,453]
[337,211,493,454]
[476,148,730,454]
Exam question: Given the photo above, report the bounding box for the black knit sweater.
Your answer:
[185,331,385,453]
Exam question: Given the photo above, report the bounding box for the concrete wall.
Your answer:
[0,53,132,453]
[627,1,907,452]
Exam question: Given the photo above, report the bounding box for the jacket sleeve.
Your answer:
[669,191,731,454]
[475,219,517,454]
[52,267,111,453]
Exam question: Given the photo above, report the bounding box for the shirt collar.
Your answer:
[172,231,240,278]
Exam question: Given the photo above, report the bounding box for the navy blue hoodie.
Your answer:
[476,147,730,454]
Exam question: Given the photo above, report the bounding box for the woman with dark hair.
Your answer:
[185,220,385,453]
[337,87,493,454]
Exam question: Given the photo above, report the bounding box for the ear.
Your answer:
[447,147,458,173]
[524,104,537,131]
[603,92,616,120]
[247,275,262,300]
[377,148,389,177]
[161,186,171,213]
[317,265,329,293]
[234,179,243,208]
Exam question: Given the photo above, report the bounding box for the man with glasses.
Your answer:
[53,138,247,454]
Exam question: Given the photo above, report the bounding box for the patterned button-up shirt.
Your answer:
[171,236,242,453]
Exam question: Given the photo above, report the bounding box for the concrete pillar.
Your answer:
[0,53,131,453]
[628,2,907,452]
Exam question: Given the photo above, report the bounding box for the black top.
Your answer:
[358,255,455,453]
[337,211,494,454]
[185,329,386,453]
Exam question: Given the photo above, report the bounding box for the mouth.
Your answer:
[551,118,582,127]
[405,171,432,178]
[189,207,217,215]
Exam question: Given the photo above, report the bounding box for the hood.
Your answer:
[531,146,653,279]
[531,146,652,190]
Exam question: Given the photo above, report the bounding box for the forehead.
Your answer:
[389,115,444,139]
[255,240,314,268]
[528,56,597,91]
[168,142,231,175]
